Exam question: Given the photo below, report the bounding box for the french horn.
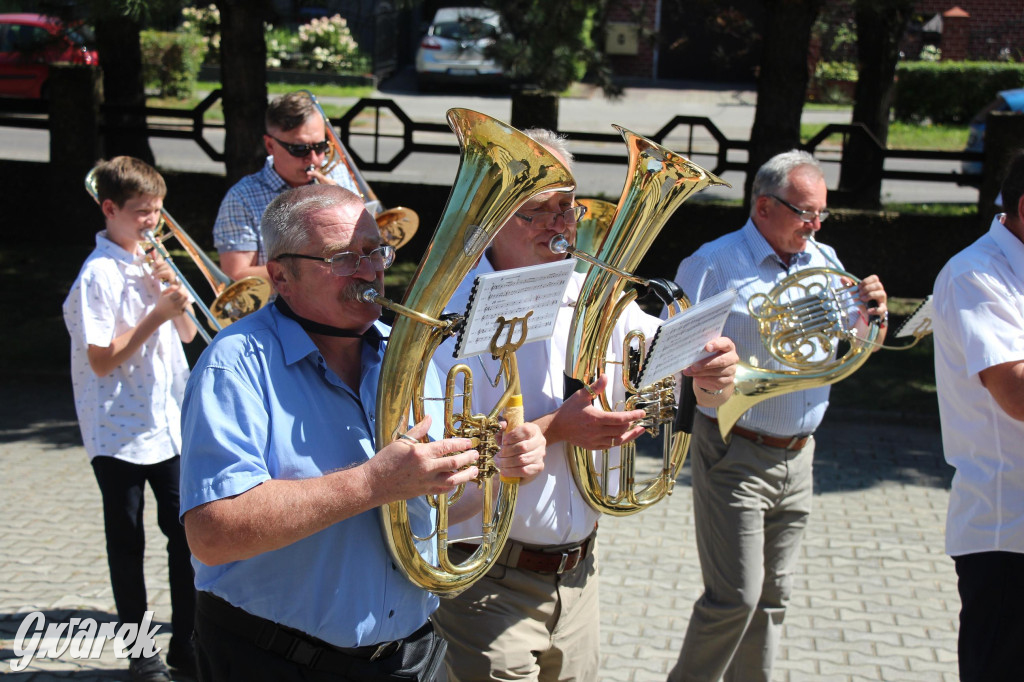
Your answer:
[558,128,729,516]
[368,109,575,596]
[715,252,883,441]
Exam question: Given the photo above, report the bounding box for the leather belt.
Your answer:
[196,591,407,671]
[706,415,811,451]
[452,534,594,574]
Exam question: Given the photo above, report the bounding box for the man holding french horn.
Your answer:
[666,150,888,682]
[178,184,545,681]
[430,130,739,682]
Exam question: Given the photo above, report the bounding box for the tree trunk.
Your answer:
[745,0,823,207]
[510,90,559,132]
[217,0,271,184]
[93,14,153,163]
[837,0,914,209]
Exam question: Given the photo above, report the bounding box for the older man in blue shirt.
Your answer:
[181,184,544,681]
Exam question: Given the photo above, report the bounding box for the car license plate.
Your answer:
[447,67,478,76]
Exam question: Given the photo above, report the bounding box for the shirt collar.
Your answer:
[95,230,141,264]
[260,155,293,193]
[989,214,1024,283]
[270,303,385,368]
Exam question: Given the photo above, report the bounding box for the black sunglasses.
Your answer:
[268,135,331,158]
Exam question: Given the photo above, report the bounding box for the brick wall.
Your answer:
[913,1,1024,60]
[606,0,655,79]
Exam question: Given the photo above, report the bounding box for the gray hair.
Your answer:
[750,150,824,215]
[523,128,574,172]
[261,185,362,261]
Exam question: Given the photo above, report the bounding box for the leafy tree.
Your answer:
[837,0,915,208]
[745,0,824,205]
[483,0,620,130]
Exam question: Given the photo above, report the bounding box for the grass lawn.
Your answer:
[801,120,969,151]
[146,81,375,122]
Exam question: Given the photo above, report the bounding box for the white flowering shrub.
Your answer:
[295,14,368,73]
[181,4,221,65]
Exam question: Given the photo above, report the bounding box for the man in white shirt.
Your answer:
[933,150,1024,682]
[430,129,738,681]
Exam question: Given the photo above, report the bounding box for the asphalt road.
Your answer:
[0,74,979,205]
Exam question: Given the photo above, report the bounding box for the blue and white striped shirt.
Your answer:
[212,156,360,265]
[672,219,843,437]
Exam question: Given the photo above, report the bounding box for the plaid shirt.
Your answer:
[212,156,360,265]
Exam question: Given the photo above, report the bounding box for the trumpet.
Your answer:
[301,90,419,250]
[84,169,271,342]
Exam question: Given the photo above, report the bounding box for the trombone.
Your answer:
[84,169,271,343]
[301,89,420,250]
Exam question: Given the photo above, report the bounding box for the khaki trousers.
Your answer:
[669,414,814,682]
[433,540,600,681]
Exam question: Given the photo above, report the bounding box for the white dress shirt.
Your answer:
[933,214,1024,556]
[434,252,660,546]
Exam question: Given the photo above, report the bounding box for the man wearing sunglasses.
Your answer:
[665,150,888,682]
[429,130,738,682]
[212,91,363,286]
[181,184,546,680]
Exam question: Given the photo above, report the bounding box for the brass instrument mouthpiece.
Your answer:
[548,234,571,254]
[305,164,316,173]
[359,285,381,303]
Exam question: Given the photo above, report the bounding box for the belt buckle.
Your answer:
[787,436,801,450]
[556,546,582,574]
[369,639,402,661]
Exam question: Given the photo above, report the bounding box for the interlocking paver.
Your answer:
[0,378,959,681]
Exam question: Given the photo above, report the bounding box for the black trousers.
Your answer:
[954,551,1024,682]
[91,454,195,653]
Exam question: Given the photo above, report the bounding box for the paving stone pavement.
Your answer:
[0,376,957,681]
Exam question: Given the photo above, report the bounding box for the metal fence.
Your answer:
[0,89,985,193]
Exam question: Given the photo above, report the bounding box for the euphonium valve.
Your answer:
[372,108,575,596]
[561,127,729,516]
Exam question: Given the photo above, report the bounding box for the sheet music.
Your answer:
[455,259,576,358]
[637,288,737,386]
[895,295,934,338]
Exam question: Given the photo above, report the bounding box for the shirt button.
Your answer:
[389,610,395,618]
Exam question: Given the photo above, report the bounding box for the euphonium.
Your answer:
[559,127,729,516]
[83,169,271,341]
[302,89,419,250]
[369,109,575,596]
[715,258,883,441]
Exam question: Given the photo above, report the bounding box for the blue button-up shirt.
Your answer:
[673,219,843,436]
[180,304,442,646]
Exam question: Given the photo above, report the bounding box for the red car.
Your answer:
[0,13,98,99]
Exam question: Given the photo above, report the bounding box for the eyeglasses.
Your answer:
[268,135,331,158]
[514,204,588,226]
[769,194,830,223]
[275,245,396,277]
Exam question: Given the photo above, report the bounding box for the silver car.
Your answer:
[415,7,504,90]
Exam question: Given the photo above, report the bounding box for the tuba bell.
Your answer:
[84,168,271,343]
[369,109,575,596]
[558,128,729,516]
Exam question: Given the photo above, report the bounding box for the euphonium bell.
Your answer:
[559,127,729,516]
[371,108,575,596]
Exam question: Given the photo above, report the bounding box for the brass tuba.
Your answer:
[84,168,271,343]
[301,90,419,250]
[715,259,883,441]
[369,109,575,596]
[559,128,729,516]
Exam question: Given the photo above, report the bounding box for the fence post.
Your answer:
[49,64,104,242]
[980,111,1024,219]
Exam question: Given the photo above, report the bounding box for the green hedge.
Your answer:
[893,61,1024,124]
[140,30,205,99]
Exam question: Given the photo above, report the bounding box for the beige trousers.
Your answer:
[432,540,600,681]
